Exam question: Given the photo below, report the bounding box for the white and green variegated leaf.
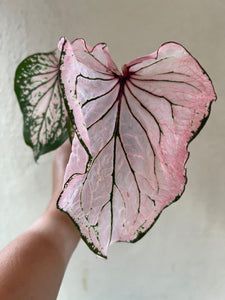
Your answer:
[14,51,70,160]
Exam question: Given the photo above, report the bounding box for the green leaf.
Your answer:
[14,51,69,161]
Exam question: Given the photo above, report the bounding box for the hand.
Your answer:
[48,139,71,212]
[0,140,80,300]
[45,139,80,244]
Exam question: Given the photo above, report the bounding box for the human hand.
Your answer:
[0,140,80,300]
[48,139,71,212]
[45,139,80,244]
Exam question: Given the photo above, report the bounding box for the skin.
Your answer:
[0,141,80,300]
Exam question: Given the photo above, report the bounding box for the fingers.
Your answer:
[54,139,71,167]
[53,140,72,174]
[52,139,72,197]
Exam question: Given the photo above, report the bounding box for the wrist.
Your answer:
[29,207,80,263]
[45,207,80,248]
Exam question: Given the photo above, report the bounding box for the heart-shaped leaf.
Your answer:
[15,50,71,160]
[57,38,216,258]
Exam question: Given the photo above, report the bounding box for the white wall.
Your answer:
[0,0,225,299]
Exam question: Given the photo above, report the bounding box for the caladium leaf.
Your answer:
[15,50,71,161]
[57,38,216,258]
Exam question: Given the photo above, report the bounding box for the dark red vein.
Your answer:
[87,98,118,130]
[47,54,58,66]
[128,79,183,119]
[79,136,115,212]
[31,76,58,115]
[82,80,119,108]
[84,50,109,71]
[74,73,116,100]
[32,69,58,77]
[131,77,201,92]
[118,135,142,213]
[122,94,159,192]
[131,57,169,74]
[36,77,58,145]
[132,71,191,78]
[28,73,57,93]
[125,83,163,144]
[38,62,58,69]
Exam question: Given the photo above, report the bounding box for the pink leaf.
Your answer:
[57,38,216,258]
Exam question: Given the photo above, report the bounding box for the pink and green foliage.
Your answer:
[14,50,74,160]
[15,37,216,258]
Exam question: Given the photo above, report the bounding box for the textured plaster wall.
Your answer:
[0,0,225,299]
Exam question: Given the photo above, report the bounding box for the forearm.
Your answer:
[0,207,80,300]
